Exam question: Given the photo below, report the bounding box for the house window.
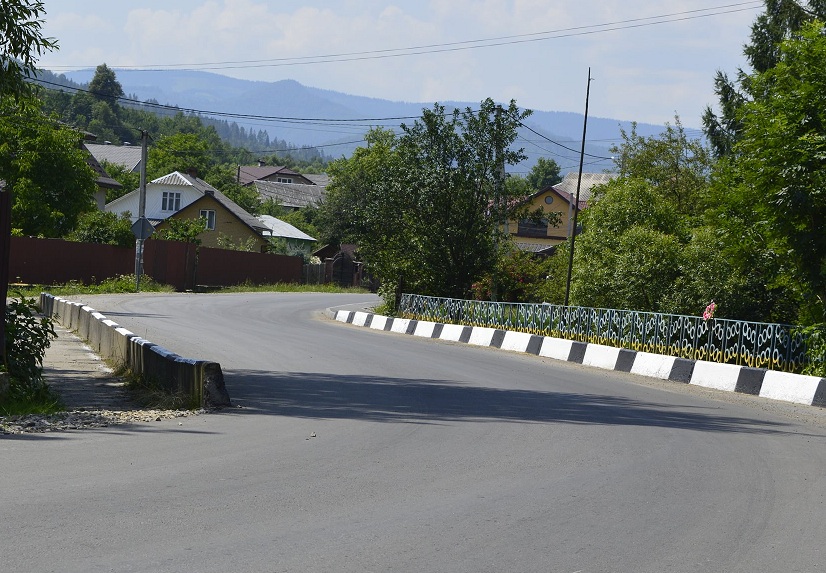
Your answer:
[276,177,293,184]
[544,195,554,204]
[199,209,216,230]
[162,191,181,212]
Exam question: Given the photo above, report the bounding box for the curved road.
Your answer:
[2,292,825,573]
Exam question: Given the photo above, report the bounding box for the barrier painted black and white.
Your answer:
[334,310,826,408]
[40,293,231,408]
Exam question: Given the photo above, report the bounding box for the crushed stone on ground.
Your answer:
[1,324,205,435]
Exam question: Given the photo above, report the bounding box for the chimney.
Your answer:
[186,167,198,179]
[257,159,265,167]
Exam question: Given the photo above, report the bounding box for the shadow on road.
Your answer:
[223,369,795,435]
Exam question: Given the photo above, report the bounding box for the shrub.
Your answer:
[2,295,57,403]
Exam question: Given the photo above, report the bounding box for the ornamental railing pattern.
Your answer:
[398,294,808,373]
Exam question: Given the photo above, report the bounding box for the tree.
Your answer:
[0,0,56,100]
[320,99,533,305]
[154,217,207,245]
[610,118,712,216]
[525,157,562,190]
[147,133,213,179]
[732,21,826,322]
[570,178,686,311]
[703,1,826,157]
[0,95,97,237]
[68,211,134,247]
[100,160,139,203]
[87,63,123,107]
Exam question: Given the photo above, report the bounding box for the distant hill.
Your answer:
[63,69,668,173]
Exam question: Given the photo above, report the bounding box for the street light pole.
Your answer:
[564,68,593,307]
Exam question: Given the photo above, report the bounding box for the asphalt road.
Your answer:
[2,292,825,573]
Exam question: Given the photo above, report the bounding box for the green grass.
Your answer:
[213,281,370,294]
[15,276,369,298]
[0,382,64,417]
[14,274,175,298]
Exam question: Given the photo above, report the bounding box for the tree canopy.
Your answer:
[0,95,96,237]
[0,0,56,100]
[320,99,534,305]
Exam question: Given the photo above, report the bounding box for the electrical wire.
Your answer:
[41,2,763,71]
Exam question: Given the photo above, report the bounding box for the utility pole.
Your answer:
[491,104,505,302]
[564,68,593,307]
[134,129,149,291]
[0,182,11,367]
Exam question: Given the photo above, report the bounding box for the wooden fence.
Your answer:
[9,237,302,291]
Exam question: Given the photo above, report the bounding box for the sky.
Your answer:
[37,0,764,128]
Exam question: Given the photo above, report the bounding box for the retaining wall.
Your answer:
[335,310,826,408]
[40,293,231,408]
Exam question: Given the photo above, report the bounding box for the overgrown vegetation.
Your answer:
[14,274,175,299]
[213,281,368,294]
[0,296,61,415]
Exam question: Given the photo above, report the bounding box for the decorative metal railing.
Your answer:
[398,294,809,373]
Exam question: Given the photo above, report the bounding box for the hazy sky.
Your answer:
[38,1,763,126]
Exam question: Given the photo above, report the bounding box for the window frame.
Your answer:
[162,191,181,212]
[199,209,216,230]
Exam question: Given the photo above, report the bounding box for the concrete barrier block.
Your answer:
[390,318,411,334]
[500,331,533,353]
[690,360,742,391]
[352,311,370,327]
[439,324,466,342]
[538,337,573,361]
[582,344,622,370]
[335,310,352,323]
[631,352,677,379]
[78,306,94,340]
[413,320,437,338]
[468,326,497,347]
[369,315,388,330]
[759,371,823,405]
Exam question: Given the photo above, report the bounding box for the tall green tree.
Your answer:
[611,118,712,216]
[0,95,97,237]
[87,63,123,106]
[703,0,826,157]
[320,99,534,304]
[147,132,213,179]
[525,157,562,190]
[731,21,826,322]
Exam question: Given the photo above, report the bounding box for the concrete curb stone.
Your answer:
[333,309,825,409]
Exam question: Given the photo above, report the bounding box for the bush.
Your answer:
[1,295,57,405]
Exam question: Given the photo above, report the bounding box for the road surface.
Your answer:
[2,292,825,573]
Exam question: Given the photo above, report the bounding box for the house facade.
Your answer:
[105,171,268,250]
[507,172,618,253]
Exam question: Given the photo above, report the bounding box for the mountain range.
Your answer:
[64,69,668,174]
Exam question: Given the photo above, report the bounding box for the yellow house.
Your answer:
[157,190,269,251]
[106,171,269,251]
[507,172,617,253]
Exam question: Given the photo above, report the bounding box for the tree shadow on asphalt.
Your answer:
[222,369,799,435]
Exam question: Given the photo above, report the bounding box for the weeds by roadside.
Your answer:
[13,274,175,298]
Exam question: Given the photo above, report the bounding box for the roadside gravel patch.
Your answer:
[1,408,204,435]
[1,324,206,435]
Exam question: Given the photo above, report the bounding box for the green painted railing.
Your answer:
[399,294,807,373]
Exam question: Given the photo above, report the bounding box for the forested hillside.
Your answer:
[32,67,330,170]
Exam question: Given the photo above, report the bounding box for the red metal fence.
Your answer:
[9,237,302,291]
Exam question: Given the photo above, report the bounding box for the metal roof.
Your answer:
[253,180,326,209]
[552,172,618,207]
[257,215,316,241]
[84,143,142,172]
